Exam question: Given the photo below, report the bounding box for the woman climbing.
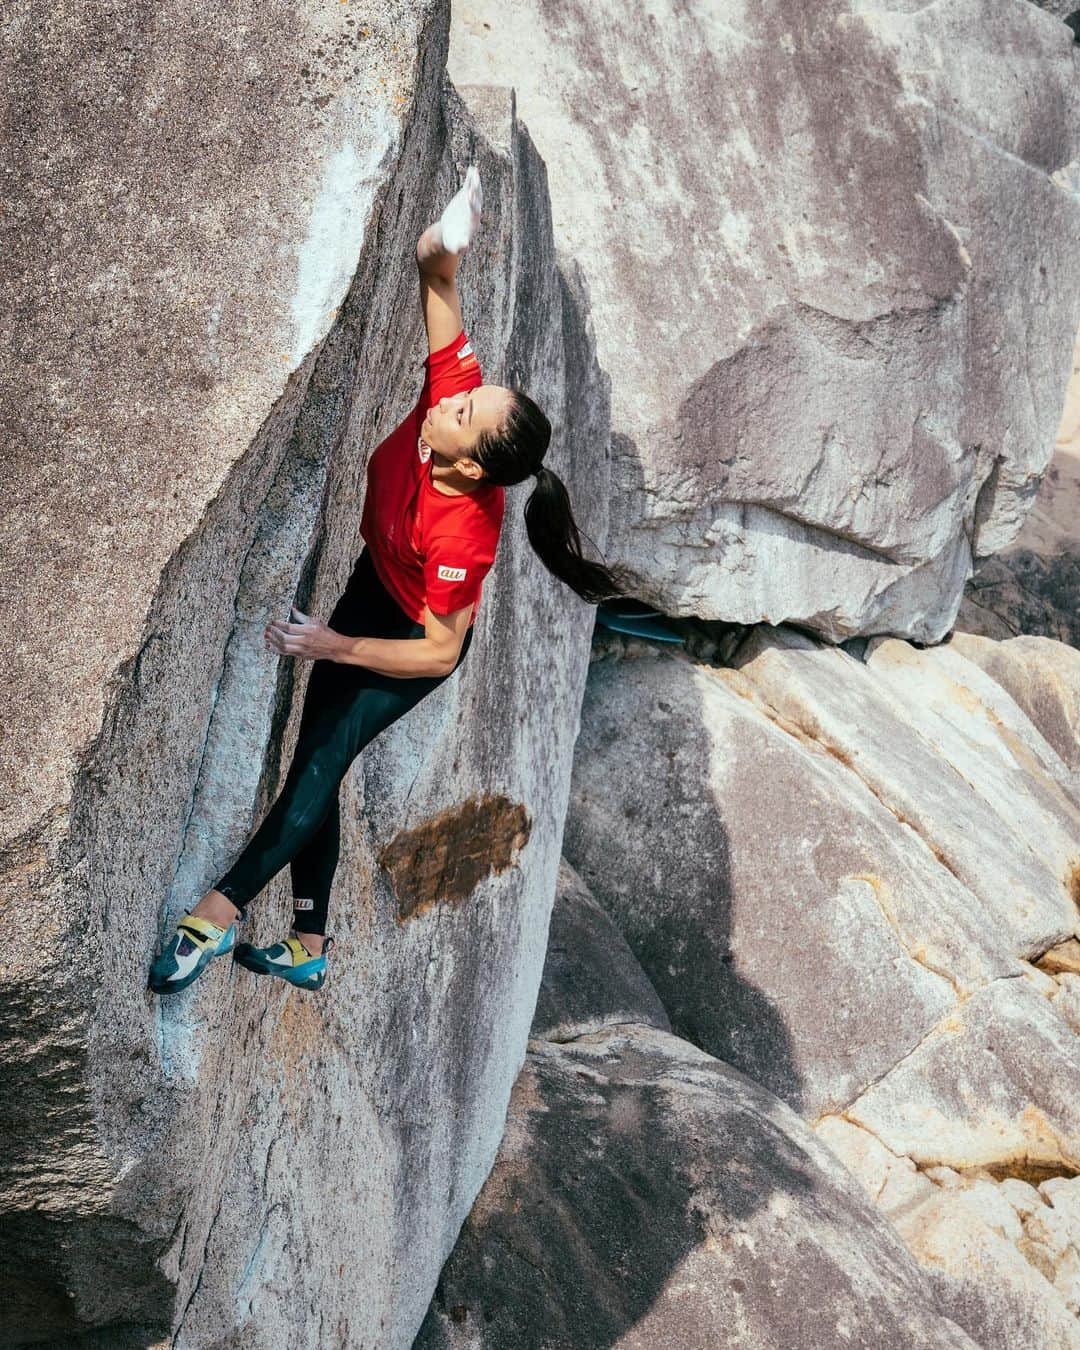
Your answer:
[149,165,628,996]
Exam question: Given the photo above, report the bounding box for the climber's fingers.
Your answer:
[464,164,482,219]
[264,615,343,661]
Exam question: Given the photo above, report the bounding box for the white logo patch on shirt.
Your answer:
[417,435,431,463]
[437,564,468,582]
[456,341,474,359]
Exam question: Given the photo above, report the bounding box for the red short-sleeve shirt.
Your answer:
[359,330,505,626]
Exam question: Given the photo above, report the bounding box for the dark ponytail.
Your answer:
[472,388,632,605]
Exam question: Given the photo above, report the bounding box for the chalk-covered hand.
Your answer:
[265,607,348,662]
[437,165,483,253]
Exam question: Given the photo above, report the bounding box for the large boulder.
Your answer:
[563,626,1080,1344]
[416,1022,976,1349]
[451,0,1080,640]
[416,862,975,1347]
[0,6,609,1344]
[565,635,1078,1115]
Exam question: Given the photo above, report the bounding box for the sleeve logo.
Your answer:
[437,564,468,581]
[456,341,474,359]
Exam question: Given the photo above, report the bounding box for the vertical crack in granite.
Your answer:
[166,350,328,924]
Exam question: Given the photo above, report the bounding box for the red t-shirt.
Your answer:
[359,329,505,627]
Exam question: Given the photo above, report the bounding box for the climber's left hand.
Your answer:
[265,607,348,662]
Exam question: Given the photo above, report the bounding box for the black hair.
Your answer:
[471,388,632,605]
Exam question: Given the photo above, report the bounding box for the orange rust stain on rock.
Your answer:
[378,793,531,923]
[1036,937,1080,976]
[947,682,985,715]
[978,1158,1080,1185]
[922,838,963,881]
[1067,858,1080,914]
[822,741,854,769]
[1014,1104,1073,1164]
[268,991,326,1080]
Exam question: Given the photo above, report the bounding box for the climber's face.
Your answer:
[420,384,513,470]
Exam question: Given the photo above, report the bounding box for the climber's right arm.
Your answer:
[416,167,481,356]
[416,228,465,356]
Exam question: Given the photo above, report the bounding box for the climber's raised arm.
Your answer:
[416,166,482,356]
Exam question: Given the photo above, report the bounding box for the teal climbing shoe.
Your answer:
[232,934,332,990]
[149,913,238,996]
[595,600,685,644]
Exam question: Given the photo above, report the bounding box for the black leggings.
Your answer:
[213,545,473,936]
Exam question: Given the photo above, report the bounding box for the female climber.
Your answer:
[149,165,628,996]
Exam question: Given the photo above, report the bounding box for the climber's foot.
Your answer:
[437,164,483,253]
[148,914,238,996]
[294,929,325,957]
[233,933,333,990]
[189,888,241,929]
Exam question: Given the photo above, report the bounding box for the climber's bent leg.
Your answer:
[213,547,474,932]
[276,636,473,932]
[214,562,382,915]
[213,696,358,916]
[289,788,341,936]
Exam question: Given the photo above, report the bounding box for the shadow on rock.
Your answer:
[414,863,973,1348]
[561,647,805,1112]
[414,1025,973,1349]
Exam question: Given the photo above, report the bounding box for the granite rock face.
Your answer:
[957,326,1080,647]
[944,631,1080,769]
[817,1117,1080,1349]
[7,1,1080,1345]
[564,626,1080,1345]
[416,866,975,1348]
[528,857,672,1042]
[451,0,1080,640]
[415,1026,979,1350]
[565,634,1078,1113]
[0,6,610,1344]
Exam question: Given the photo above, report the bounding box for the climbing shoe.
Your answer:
[232,934,332,990]
[148,913,238,996]
[595,599,685,644]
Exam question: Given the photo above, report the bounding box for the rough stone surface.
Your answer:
[529,858,672,1043]
[959,547,1080,648]
[1053,973,1080,1033]
[957,322,1080,646]
[946,631,1080,770]
[816,1116,1080,1348]
[565,625,1080,1344]
[859,633,1080,820]
[3,0,436,850]
[733,626,1080,952]
[415,1024,976,1349]
[452,0,1080,639]
[843,977,1080,1175]
[564,636,1080,1117]
[0,9,611,1344]
[9,1,1080,1345]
